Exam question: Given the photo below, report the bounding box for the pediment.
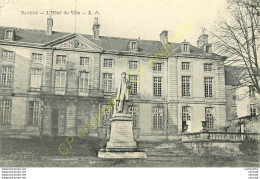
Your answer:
[45,34,103,51]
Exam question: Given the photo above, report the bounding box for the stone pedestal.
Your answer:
[98,113,147,159]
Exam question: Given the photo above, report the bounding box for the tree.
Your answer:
[210,0,260,94]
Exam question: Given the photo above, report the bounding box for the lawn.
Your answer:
[0,137,259,167]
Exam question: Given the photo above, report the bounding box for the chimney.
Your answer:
[93,17,100,40]
[160,30,168,45]
[197,34,208,48]
[46,17,53,35]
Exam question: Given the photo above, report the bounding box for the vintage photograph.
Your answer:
[0,0,259,168]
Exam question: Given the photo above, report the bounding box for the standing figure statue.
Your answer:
[113,72,131,114]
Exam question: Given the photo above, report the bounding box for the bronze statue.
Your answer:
[113,72,131,114]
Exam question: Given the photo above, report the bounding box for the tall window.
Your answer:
[204,63,213,71]
[32,53,43,63]
[205,107,214,129]
[182,76,190,97]
[103,73,113,93]
[3,51,14,61]
[250,104,257,116]
[79,72,89,93]
[129,75,138,95]
[102,105,112,121]
[0,99,11,124]
[128,106,138,127]
[30,69,42,90]
[153,107,163,129]
[153,77,162,97]
[249,85,255,97]
[80,57,89,66]
[231,106,237,119]
[129,61,138,70]
[1,66,13,86]
[29,101,41,125]
[55,71,66,92]
[103,59,113,68]
[56,55,67,65]
[205,77,213,97]
[182,62,190,70]
[182,106,191,121]
[153,63,162,72]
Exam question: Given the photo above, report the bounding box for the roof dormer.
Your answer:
[181,40,190,53]
[128,41,138,52]
[4,29,15,41]
[203,44,212,54]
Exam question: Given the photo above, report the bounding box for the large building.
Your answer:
[0,18,227,140]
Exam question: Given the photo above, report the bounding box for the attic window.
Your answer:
[130,41,137,51]
[184,44,188,52]
[204,45,212,53]
[4,29,14,40]
[181,42,190,53]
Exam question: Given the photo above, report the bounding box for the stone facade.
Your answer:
[0,18,227,140]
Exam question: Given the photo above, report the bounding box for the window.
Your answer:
[153,63,162,72]
[153,107,163,129]
[204,63,213,71]
[79,72,89,93]
[104,59,113,68]
[102,105,112,121]
[129,61,138,70]
[0,99,11,124]
[250,104,257,116]
[182,62,190,70]
[1,66,13,86]
[103,73,113,93]
[5,30,13,39]
[184,44,188,52]
[128,106,138,128]
[80,57,89,66]
[205,46,211,53]
[55,71,66,92]
[231,106,237,119]
[56,55,67,65]
[205,77,213,97]
[3,51,14,61]
[129,75,138,95]
[32,53,43,63]
[153,77,162,97]
[205,107,214,129]
[182,76,190,97]
[182,106,191,121]
[130,41,137,50]
[29,101,41,125]
[249,85,255,97]
[30,69,42,90]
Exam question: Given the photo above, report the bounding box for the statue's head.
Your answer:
[121,72,126,78]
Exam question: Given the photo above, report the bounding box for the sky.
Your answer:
[0,0,227,45]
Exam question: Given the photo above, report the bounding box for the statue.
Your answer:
[113,72,131,114]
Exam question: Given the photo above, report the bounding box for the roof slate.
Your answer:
[0,26,222,58]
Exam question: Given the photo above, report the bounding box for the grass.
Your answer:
[0,137,259,167]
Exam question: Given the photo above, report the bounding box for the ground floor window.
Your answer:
[0,99,11,124]
[205,107,214,129]
[128,105,138,127]
[153,107,163,129]
[28,101,41,125]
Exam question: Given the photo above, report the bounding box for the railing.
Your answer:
[40,86,104,97]
[182,132,260,142]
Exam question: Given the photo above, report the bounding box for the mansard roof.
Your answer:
[0,26,223,59]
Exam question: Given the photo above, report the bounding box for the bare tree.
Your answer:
[210,0,260,94]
